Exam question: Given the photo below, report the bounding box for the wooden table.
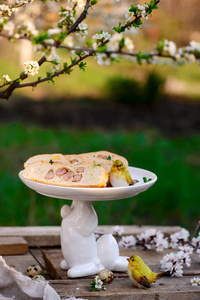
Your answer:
[0,225,200,300]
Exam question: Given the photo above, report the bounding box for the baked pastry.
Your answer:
[79,150,129,173]
[22,160,109,188]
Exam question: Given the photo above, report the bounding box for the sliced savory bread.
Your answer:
[22,160,109,188]
[79,150,129,173]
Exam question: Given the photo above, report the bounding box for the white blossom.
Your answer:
[51,64,59,72]
[160,252,183,277]
[118,235,136,249]
[136,4,148,20]
[189,40,200,52]
[163,40,177,56]
[191,233,200,248]
[64,36,73,47]
[3,74,12,82]
[48,28,62,35]
[107,33,123,51]
[185,53,196,63]
[169,228,190,248]
[23,60,39,76]
[94,276,103,290]
[52,54,61,64]
[77,0,85,8]
[92,31,111,41]
[44,39,55,45]
[70,0,85,8]
[125,11,134,21]
[111,225,125,236]
[96,53,110,66]
[3,21,15,35]
[179,245,193,255]
[124,37,134,52]
[137,229,168,252]
[156,234,169,252]
[0,4,12,21]
[77,21,88,36]
[191,277,200,286]
[92,42,98,50]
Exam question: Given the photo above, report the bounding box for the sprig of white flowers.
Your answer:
[116,223,200,278]
[160,245,193,277]
[89,275,106,291]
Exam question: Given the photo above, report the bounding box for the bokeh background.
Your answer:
[0,0,200,231]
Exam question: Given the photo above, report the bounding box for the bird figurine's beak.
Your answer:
[127,258,130,262]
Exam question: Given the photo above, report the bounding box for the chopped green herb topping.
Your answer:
[93,161,101,167]
[49,159,53,165]
[107,155,112,161]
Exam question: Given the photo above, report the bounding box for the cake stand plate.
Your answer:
[19,167,157,278]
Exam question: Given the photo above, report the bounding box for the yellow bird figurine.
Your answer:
[127,255,170,288]
[109,160,134,187]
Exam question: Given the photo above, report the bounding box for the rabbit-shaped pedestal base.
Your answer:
[60,200,128,278]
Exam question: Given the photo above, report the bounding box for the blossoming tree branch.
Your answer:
[0,0,199,100]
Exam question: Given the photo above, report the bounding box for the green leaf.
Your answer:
[86,38,93,47]
[193,49,200,59]
[37,76,41,81]
[16,78,22,83]
[156,39,165,52]
[79,62,86,71]
[91,0,98,5]
[75,50,84,56]
[129,5,137,14]
[49,77,55,84]
[107,156,112,161]
[120,37,125,48]
[63,62,68,69]
[97,45,107,53]
[53,60,59,65]
[64,68,73,75]
[70,57,77,64]
[133,18,143,29]
[32,32,50,44]
[46,72,52,77]
[113,22,125,33]
[150,0,158,9]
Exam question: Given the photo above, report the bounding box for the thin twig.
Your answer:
[190,220,200,242]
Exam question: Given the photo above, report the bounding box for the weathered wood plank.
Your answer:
[0,237,28,255]
[3,252,43,275]
[0,225,182,247]
[42,248,200,280]
[42,249,65,279]
[29,248,47,270]
[49,276,200,300]
[0,226,61,247]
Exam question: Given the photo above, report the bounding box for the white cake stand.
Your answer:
[19,166,157,278]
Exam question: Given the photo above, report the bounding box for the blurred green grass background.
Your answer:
[0,123,199,230]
